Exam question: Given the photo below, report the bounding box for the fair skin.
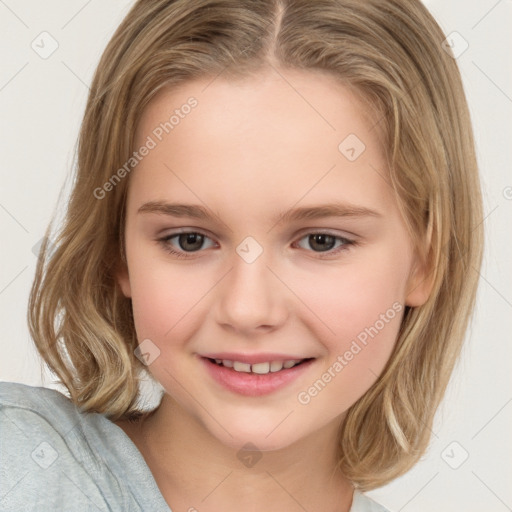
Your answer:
[115,68,430,512]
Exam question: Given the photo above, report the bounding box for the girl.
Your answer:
[0,0,483,511]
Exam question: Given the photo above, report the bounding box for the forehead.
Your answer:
[129,68,392,215]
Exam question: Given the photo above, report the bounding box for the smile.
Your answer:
[200,355,316,396]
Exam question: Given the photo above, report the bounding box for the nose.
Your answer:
[214,244,289,336]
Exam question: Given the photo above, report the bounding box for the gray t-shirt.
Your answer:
[0,382,391,511]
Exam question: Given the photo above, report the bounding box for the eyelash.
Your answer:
[157,230,356,260]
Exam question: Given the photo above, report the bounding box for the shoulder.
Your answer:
[0,381,171,512]
[0,381,124,511]
[0,380,91,451]
[0,380,82,443]
[351,490,394,512]
[0,379,76,415]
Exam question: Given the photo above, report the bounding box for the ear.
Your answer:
[115,260,132,298]
[405,246,435,307]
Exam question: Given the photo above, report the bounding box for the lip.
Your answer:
[199,355,316,397]
[200,352,307,364]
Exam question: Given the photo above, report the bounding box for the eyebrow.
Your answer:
[138,201,382,225]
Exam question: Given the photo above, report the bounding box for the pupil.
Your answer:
[310,234,335,252]
[179,233,203,251]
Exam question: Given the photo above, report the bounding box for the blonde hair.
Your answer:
[28,0,483,491]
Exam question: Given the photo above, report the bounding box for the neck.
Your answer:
[120,393,354,512]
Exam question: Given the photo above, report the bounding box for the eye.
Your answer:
[158,231,216,258]
[294,232,355,258]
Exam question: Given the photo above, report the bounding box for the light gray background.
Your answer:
[0,1,511,511]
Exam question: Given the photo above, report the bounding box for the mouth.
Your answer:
[199,355,316,396]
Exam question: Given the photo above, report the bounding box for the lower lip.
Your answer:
[200,357,315,396]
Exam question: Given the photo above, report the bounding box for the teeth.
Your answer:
[270,361,284,372]
[214,358,304,373]
[233,361,251,372]
[251,362,270,374]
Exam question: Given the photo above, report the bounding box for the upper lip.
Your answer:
[200,353,312,364]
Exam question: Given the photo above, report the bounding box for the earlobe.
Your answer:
[116,263,132,298]
[405,250,435,307]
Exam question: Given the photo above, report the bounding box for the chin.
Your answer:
[202,414,307,454]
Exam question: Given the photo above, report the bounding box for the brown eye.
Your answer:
[295,232,355,258]
[176,233,205,252]
[307,234,336,252]
[159,231,216,258]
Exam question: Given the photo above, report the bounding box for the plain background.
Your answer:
[0,1,510,511]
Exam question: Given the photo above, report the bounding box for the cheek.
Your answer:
[300,246,408,334]
[307,253,407,405]
[296,248,408,381]
[127,248,208,341]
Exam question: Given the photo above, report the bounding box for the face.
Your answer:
[117,68,430,452]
